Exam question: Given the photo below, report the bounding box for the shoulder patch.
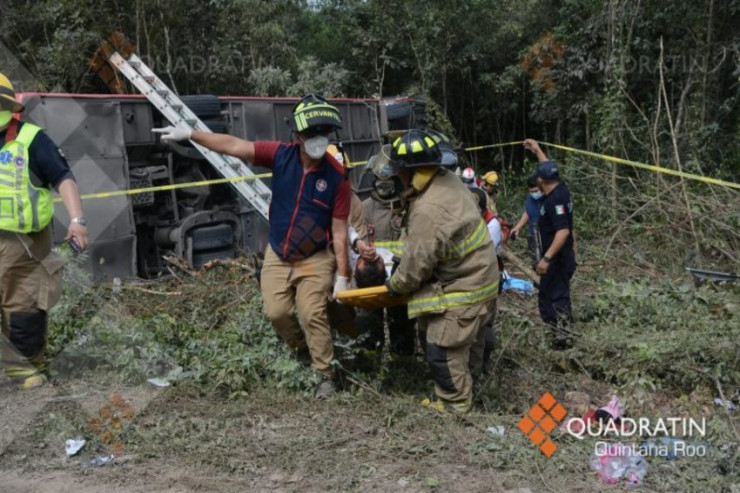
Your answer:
[555,204,566,215]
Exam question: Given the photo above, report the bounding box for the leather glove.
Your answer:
[152,125,192,143]
[332,275,350,301]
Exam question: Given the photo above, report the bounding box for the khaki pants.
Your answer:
[418,300,492,402]
[261,246,336,376]
[0,228,64,372]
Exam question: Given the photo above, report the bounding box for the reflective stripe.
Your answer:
[445,219,489,260]
[407,279,499,318]
[14,142,24,230]
[0,176,13,188]
[374,240,405,257]
[0,167,13,178]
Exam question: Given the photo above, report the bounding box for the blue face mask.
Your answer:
[529,191,544,200]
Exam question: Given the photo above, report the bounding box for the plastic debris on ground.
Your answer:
[147,377,171,387]
[714,398,736,411]
[590,442,647,489]
[502,275,534,295]
[486,425,506,436]
[83,454,116,468]
[65,438,86,457]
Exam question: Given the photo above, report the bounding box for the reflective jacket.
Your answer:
[0,121,53,233]
[389,168,499,318]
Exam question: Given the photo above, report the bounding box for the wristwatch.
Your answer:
[542,255,552,263]
[71,216,88,226]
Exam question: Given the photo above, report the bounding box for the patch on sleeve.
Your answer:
[555,204,566,215]
[57,147,67,160]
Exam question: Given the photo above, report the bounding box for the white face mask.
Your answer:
[303,135,329,159]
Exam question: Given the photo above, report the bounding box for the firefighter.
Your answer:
[386,130,499,414]
[0,72,88,388]
[154,94,351,398]
[480,170,499,213]
[359,144,415,355]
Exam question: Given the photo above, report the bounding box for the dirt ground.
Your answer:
[1,371,613,493]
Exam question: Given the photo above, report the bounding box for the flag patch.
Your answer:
[555,205,566,215]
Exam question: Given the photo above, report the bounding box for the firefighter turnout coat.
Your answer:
[388,168,499,318]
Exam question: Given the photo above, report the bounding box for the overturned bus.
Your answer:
[18,92,426,280]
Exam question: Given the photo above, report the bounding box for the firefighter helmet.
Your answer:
[461,167,476,184]
[481,171,499,187]
[290,94,342,134]
[0,73,24,113]
[425,129,458,168]
[367,145,396,180]
[390,129,442,168]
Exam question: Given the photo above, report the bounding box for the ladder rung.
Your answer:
[109,50,270,220]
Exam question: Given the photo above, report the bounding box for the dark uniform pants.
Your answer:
[538,249,577,330]
[356,304,415,356]
[1,228,64,373]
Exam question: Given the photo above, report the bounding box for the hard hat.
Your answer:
[290,94,342,134]
[367,144,397,180]
[390,129,442,168]
[425,129,458,168]
[461,167,476,183]
[481,171,499,186]
[0,73,24,113]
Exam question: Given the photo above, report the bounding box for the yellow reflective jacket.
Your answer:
[389,168,499,318]
[0,121,53,233]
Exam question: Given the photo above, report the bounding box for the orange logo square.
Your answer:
[518,392,568,457]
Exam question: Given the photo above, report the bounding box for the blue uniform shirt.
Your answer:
[525,194,543,236]
[537,182,574,254]
[0,120,73,188]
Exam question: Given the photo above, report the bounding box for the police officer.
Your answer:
[154,94,351,398]
[525,139,577,348]
[0,72,88,388]
[386,130,498,414]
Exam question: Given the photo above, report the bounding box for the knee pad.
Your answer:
[9,310,47,359]
[425,343,455,393]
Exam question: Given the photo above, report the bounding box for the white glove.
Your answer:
[332,275,350,301]
[152,125,192,143]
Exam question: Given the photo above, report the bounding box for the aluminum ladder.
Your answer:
[108,52,271,221]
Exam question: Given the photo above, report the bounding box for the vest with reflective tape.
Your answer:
[0,121,53,233]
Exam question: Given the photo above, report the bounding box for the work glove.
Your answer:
[152,125,192,143]
[332,275,350,302]
[385,279,400,297]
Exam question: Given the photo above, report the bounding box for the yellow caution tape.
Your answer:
[53,172,273,202]
[463,141,524,152]
[538,142,740,191]
[462,140,740,191]
[54,139,738,203]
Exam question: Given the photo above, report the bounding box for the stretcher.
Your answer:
[335,285,408,310]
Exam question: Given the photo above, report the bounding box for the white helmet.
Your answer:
[461,167,475,183]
